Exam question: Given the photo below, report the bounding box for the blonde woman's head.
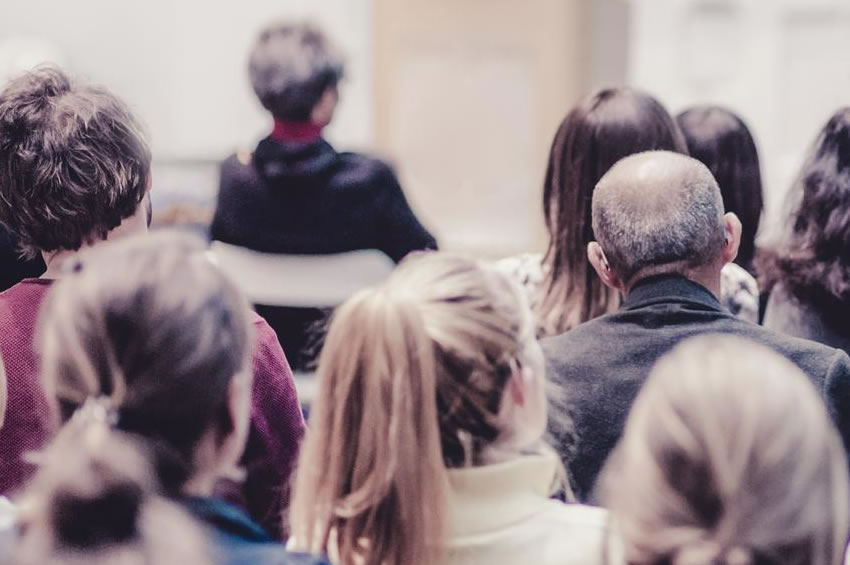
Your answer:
[290,252,548,565]
[602,335,849,565]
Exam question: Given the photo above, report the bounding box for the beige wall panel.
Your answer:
[374,0,588,256]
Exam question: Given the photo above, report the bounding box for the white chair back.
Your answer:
[208,241,396,308]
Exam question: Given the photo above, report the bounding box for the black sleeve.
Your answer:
[374,166,437,262]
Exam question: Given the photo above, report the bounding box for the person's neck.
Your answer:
[271,118,324,143]
[41,220,149,279]
[625,264,722,299]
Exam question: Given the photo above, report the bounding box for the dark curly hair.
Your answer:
[0,66,151,259]
[677,106,764,273]
[757,107,850,321]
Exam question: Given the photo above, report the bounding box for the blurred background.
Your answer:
[2,0,849,256]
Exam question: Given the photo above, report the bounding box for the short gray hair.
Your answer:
[591,151,725,283]
[249,22,344,121]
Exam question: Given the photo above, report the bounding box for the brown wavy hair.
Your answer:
[757,107,850,323]
[540,87,688,336]
[0,66,150,259]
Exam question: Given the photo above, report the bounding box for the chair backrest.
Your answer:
[208,241,396,308]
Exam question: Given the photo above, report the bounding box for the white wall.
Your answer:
[0,0,373,160]
[627,0,850,239]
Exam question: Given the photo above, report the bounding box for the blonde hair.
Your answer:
[290,252,541,565]
[601,335,850,565]
[12,409,212,565]
[37,231,254,493]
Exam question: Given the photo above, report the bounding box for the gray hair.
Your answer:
[249,22,344,121]
[601,335,850,565]
[591,151,725,283]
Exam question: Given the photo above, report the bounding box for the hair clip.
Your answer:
[73,396,119,428]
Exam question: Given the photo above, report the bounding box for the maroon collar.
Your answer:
[271,119,323,143]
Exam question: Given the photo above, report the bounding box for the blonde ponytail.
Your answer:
[290,252,544,565]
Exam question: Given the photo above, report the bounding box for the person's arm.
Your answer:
[240,314,306,539]
[374,166,437,262]
[824,349,850,457]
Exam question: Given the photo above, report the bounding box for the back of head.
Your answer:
[602,335,849,565]
[677,106,763,270]
[0,66,151,259]
[758,107,850,308]
[249,21,344,121]
[12,413,211,565]
[291,252,540,565]
[37,231,253,493]
[541,87,688,334]
[592,150,725,286]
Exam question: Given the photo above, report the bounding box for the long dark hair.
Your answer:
[757,108,850,320]
[677,106,764,272]
[540,87,688,335]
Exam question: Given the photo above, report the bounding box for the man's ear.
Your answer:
[722,212,742,265]
[588,242,623,292]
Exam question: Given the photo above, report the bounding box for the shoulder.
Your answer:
[333,152,399,189]
[220,151,261,188]
[720,263,759,323]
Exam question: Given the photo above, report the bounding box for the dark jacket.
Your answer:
[210,137,437,369]
[210,137,436,261]
[183,497,330,565]
[542,275,850,502]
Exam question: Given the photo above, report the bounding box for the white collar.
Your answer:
[446,451,560,537]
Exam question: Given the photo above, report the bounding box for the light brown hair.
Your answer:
[290,252,542,565]
[601,335,849,565]
[37,231,254,494]
[12,410,212,565]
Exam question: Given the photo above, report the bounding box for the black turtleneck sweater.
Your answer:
[211,137,437,370]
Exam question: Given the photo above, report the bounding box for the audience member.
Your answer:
[10,419,213,565]
[602,336,849,565]
[500,88,687,337]
[759,108,850,356]
[289,253,609,565]
[543,150,850,501]
[677,106,764,275]
[0,67,303,536]
[211,22,436,369]
[33,232,329,565]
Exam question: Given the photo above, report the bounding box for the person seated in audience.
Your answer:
[500,88,688,337]
[10,419,213,565]
[602,335,849,565]
[677,106,764,322]
[211,22,437,370]
[500,88,756,336]
[0,67,303,536]
[677,107,764,276]
[759,108,850,356]
[289,253,610,565]
[31,232,329,565]
[543,150,850,502]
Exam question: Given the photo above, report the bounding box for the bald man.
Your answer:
[544,151,850,501]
